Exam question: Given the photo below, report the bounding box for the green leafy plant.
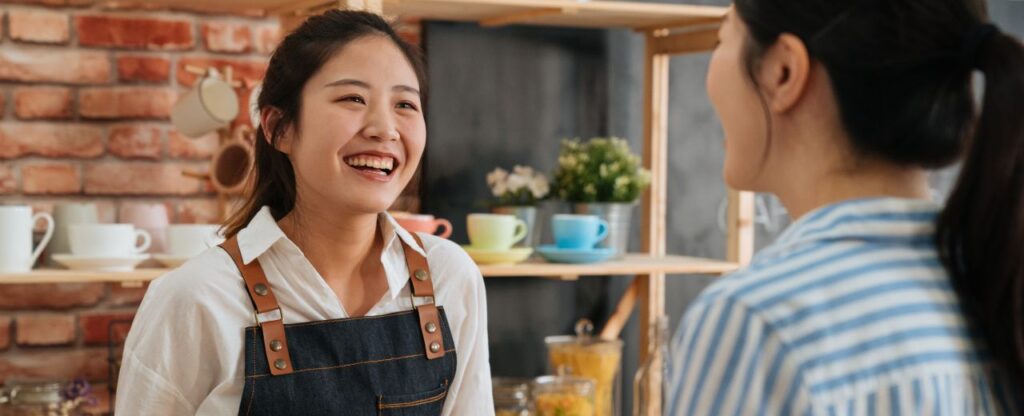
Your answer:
[487,165,551,207]
[553,137,651,203]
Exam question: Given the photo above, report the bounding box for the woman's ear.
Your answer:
[757,33,812,113]
[260,107,293,154]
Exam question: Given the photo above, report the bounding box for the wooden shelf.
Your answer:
[0,255,736,285]
[110,0,726,31]
[479,254,738,280]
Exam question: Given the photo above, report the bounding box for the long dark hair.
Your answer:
[734,0,1024,383]
[223,10,426,238]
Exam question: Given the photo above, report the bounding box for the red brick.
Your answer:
[22,162,80,194]
[76,15,194,50]
[80,310,135,346]
[168,129,218,159]
[9,8,70,44]
[201,21,252,53]
[109,282,148,306]
[0,317,11,350]
[0,283,105,309]
[177,198,221,224]
[5,0,93,5]
[0,349,108,383]
[0,165,16,194]
[0,47,110,84]
[109,124,162,159]
[84,162,204,195]
[15,313,76,346]
[117,55,170,83]
[13,87,73,119]
[254,24,281,54]
[0,123,104,158]
[79,87,176,119]
[177,56,267,87]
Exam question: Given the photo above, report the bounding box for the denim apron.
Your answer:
[220,233,457,416]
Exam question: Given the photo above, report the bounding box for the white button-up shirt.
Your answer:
[117,206,494,415]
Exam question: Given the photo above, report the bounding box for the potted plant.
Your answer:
[486,165,550,248]
[553,137,651,257]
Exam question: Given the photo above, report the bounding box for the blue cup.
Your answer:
[552,214,609,250]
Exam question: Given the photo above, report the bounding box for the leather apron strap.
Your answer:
[220,236,294,376]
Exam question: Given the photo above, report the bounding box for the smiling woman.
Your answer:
[115,10,494,416]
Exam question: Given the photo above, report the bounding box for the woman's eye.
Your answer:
[338,95,366,104]
[397,102,419,111]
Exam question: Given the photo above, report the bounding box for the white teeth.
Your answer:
[345,155,396,172]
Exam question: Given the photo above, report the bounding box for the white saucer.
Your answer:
[52,254,151,272]
[153,254,192,268]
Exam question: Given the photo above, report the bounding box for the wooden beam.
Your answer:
[340,0,383,13]
[651,26,719,55]
[726,190,755,264]
[639,29,670,416]
[269,0,331,16]
[478,7,566,27]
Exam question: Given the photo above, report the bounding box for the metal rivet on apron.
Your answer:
[270,339,283,352]
[274,359,287,370]
[254,284,268,296]
[414,269,429,281]
[429,342,440,353]
[425,322,437,334]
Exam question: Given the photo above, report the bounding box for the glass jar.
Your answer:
[493,377,532,416]
[532,375,595,416]
[0,382,73,416]
[632,315,669,416]
[545,320,623,416]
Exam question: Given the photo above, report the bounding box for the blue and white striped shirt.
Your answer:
[666,198,1022,415]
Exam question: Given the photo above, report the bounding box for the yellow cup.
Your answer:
[466,214,527,250]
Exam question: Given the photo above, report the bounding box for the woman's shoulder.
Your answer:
[413,233,483,291]
[141,246,251,318]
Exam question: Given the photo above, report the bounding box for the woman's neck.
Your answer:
[277,202,383,284]
[774,155,932,220]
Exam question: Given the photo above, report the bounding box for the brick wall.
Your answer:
[0,2,280,413]
[0,3,424,413]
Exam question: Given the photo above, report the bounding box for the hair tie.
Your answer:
[960,23,999,69]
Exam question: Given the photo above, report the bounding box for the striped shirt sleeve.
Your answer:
[666,296,810,416]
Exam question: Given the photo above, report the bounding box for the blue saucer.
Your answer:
[536,245,616,264]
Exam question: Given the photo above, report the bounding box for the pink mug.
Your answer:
[391,212,453,239]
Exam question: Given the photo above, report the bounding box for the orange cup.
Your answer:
[391,212,453,239]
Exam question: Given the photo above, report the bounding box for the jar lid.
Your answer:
[492,378,529,406]
[6,382,63,405]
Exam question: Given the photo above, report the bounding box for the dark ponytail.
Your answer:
[734,0,1024,383]
[936,30,1024,383]
[221,10,426,238]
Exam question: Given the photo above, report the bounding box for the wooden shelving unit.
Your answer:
[68,1,756,414]
[0,255,738,284]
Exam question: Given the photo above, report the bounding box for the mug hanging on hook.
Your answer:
[171,68,241,138]
[210,125,255,195]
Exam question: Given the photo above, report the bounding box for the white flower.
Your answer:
[529,174,550,199]
[506,172,529,192]
[491,181,508,197]
[584,184,597,195]
[614,176,630,190]
[487,168,508,187]
[513,165,534,178]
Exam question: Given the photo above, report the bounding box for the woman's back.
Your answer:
[667,198,1022,415]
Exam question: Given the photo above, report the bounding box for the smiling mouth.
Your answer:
[344,155,397,176]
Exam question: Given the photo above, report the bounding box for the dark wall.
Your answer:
[421,1,1023,412]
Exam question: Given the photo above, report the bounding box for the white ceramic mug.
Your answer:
[119,203,170,254]
[166,224,223,257]
[47,203,99,265]
[0,206,55,273]
[69,224,151,258]
[171,73,239,138]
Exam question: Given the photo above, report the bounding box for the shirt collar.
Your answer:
[755,197,942,262]
[236,207,427,301]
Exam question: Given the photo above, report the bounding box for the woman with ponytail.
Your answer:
[667,0,1023,413]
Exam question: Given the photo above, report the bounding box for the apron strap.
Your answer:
[401,233,447,360]
[220,236,295,376]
